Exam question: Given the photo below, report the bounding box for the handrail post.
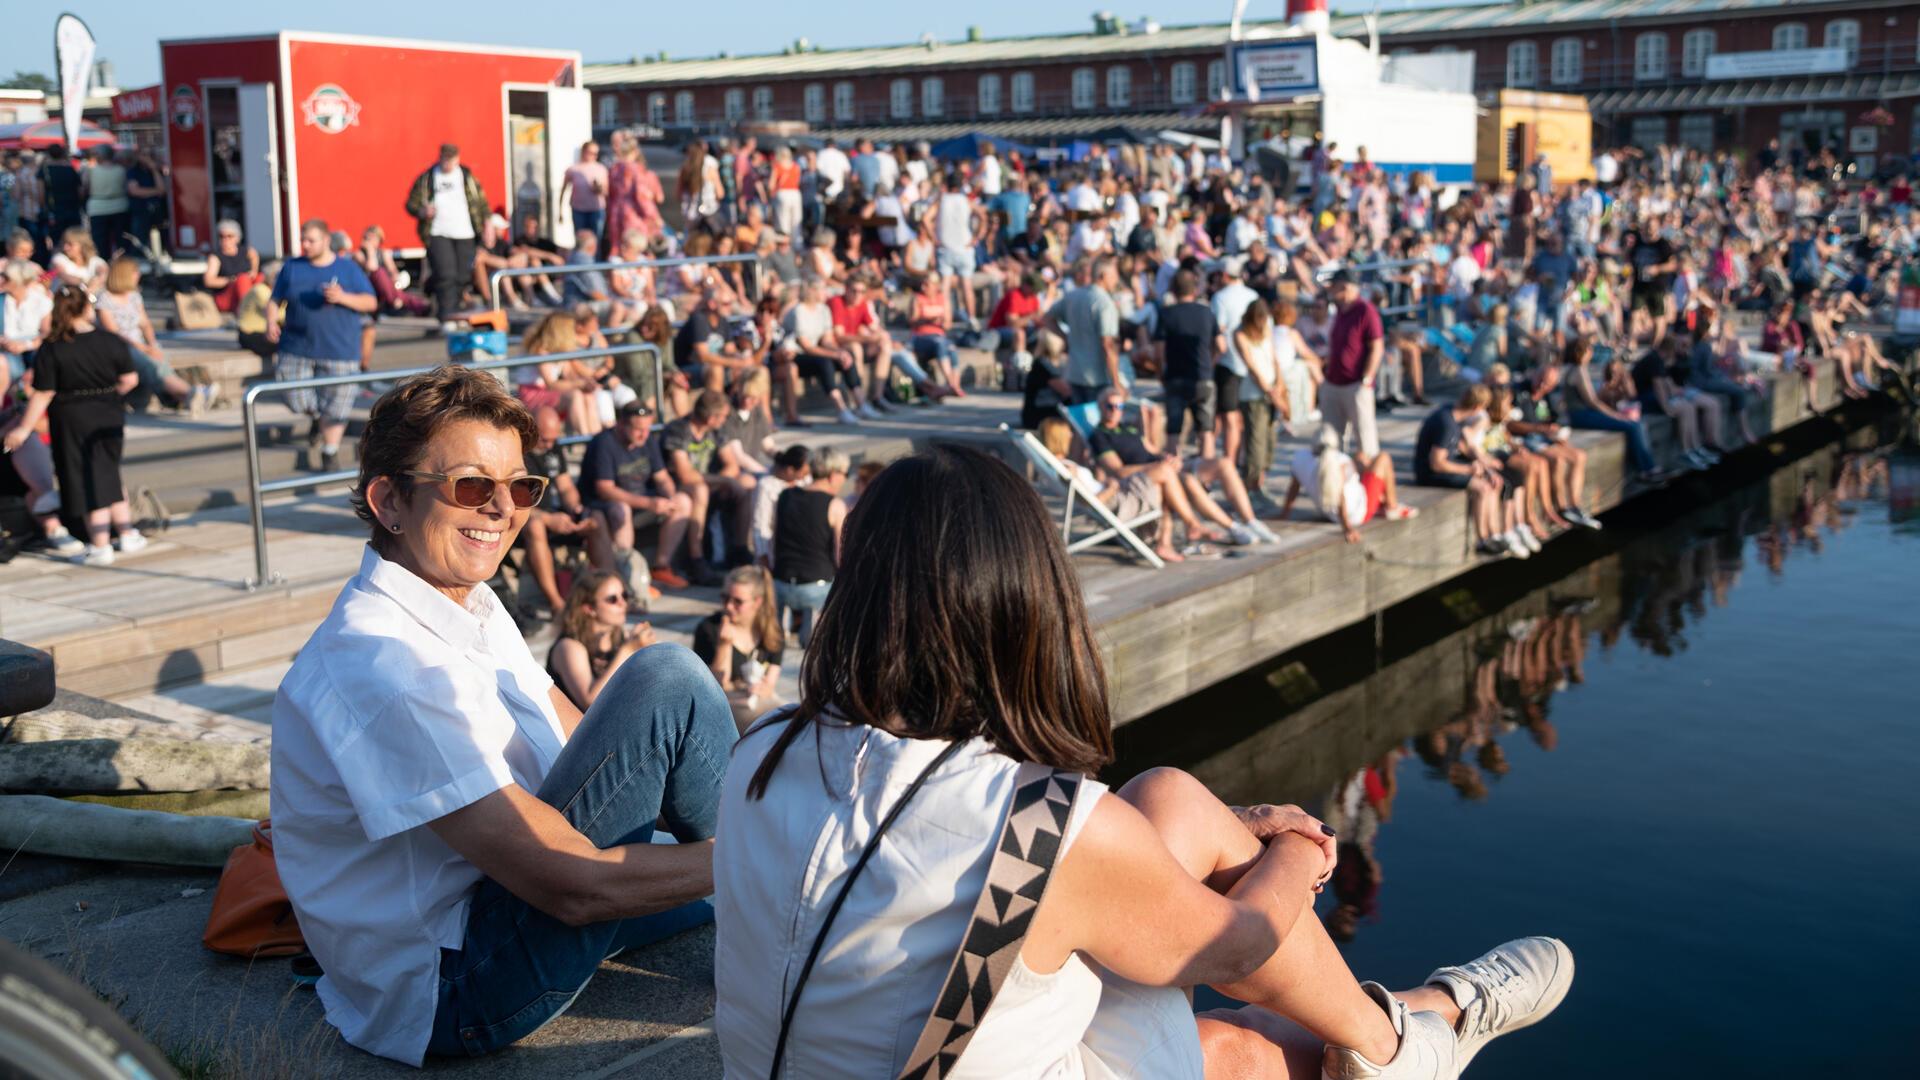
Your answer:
[241,384,274,591]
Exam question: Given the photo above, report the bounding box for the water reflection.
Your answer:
[1112,415,1913,947]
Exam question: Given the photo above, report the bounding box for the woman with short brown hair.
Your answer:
[271,364,732,1065]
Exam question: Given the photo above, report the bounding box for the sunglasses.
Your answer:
[403,471,548,509]
[597,591,632,606]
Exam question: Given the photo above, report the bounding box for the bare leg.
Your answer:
[655,493,692,569]
[1116,770,1461,1069]
[1366,453,1401,510]
[1181,472,1239,529]
[1220,410,1244,473]
[683,479,711,562]
[1199,459,1257,524]
[1697,394,1725,448]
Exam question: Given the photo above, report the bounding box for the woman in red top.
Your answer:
[909,273,966,398]
[605,133,651,246]
[770,146,804,240]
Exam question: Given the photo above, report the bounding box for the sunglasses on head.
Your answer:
[403,471,548,509]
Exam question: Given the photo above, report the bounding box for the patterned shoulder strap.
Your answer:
[897,762,1086,1080]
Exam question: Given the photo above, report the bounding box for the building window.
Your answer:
[978,74,1002,115]
[803,84,825,123]
[833,81,854,121]
[1107,66,1132,108]
[1681,30,1715,77]
[1072,68,1096,110]
[1772,23,1807,52]
[648,93,667,127]
[922,77,944,118]
[597,95,618,128]
[1206,59,1227,99]
[1824,19,1860,65]
[1171,61,1197,104]
[675,91,694,124]
[1634,33,1668,81]
[1550,38,1582,85]
[1506,41,1538,87]
[1677,114,1715,151]
[752,86,773,121]
[890,78,912,119]
[1012,71,1035,113]
[724,88,745,122]
[1629,115,1666,151]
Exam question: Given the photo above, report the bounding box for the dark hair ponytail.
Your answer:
[46,286,92,343]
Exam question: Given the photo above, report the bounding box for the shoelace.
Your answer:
[1461,953,1526,1036]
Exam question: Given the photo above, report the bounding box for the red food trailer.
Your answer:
[158,32,588,260]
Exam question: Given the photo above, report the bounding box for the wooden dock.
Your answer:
[0,350,1897,730]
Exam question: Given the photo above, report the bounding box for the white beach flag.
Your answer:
[54,13,97,155]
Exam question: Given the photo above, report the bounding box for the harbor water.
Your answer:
[1113,411,1920,1077]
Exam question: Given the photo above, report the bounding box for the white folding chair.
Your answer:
[1002,422,1166,569]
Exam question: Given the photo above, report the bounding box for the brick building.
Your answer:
[583,1,1920,161]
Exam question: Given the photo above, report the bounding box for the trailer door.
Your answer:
[544,86,590,250]
[235,82,281,258]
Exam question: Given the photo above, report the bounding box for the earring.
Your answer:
[389,523,401,534]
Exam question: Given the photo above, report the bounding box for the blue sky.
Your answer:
[3,1,1473,90]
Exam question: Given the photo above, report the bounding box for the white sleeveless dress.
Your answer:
[714,718,1204,1079]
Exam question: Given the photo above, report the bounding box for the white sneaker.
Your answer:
[1426,936,1576,1071]
[858,402,882,420]
[1502,531,1531,559]
[1247,519,1282,544]
[1515,524,1543,553]
[440,321,463,336]
[1322,981,1457,1080]
[46,530,84,557]
[837,407,862,426]
[1227,523,1258,546]
[115,529,149,554]
[79,544,114,567]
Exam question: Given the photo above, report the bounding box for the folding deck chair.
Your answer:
[1001,422,1165,569]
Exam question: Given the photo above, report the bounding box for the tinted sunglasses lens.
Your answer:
[508,477,546,508]
[450,476,496,507]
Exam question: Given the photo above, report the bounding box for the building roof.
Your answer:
[583,0,1871,86]
[1592,71,1920,114]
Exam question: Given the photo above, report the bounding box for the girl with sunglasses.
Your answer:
[549,569,657,711]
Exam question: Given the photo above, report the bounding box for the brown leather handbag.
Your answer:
[201,820,306,958]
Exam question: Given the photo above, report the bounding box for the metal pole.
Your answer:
[241,383,272,591]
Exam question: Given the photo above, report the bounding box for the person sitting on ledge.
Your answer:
[1282,424,1418,544]
[271,366,733,1066]
[713,444,1575,1079]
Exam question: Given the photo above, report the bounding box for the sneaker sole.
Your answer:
[1457,937,1575,1071]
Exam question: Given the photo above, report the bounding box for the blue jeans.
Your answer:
[425,644,735,1058]
[1567,407,1655,474]
[571,208,604,243]
[775,578,831,648]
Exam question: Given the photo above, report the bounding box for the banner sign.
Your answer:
[54,13,96,155]
[112,85,162,125]
[1705,47,1847,81]
[1230,40,1320,101]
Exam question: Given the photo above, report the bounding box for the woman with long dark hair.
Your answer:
[2,286,144,565]
[714,445,1573,1078]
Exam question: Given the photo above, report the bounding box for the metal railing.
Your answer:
[240,342,662,590]
[487,253,761,311]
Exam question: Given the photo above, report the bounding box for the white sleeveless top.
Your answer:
[715,717,1201,1079]
[1239,330,1280,403]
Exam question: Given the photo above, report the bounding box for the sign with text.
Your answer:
[1230,40,1320,100]
[111,85,162,124]
[1706,47,1847,81]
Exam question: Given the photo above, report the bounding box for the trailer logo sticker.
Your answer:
[301,84,362,135]
[170,85,199,131]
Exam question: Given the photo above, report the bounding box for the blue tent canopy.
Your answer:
[928,132,1037,162]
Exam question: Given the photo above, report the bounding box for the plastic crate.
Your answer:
[447,330,508,360]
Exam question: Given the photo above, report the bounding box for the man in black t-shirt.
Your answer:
[1626,223,1676,324]
[579,400,696,589]
[674,286,753,392]
[1153,268,1223,454]
[518,406,617,615]
[1086,388,1239,562]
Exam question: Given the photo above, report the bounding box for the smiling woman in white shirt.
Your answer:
[270,365,735,1065]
